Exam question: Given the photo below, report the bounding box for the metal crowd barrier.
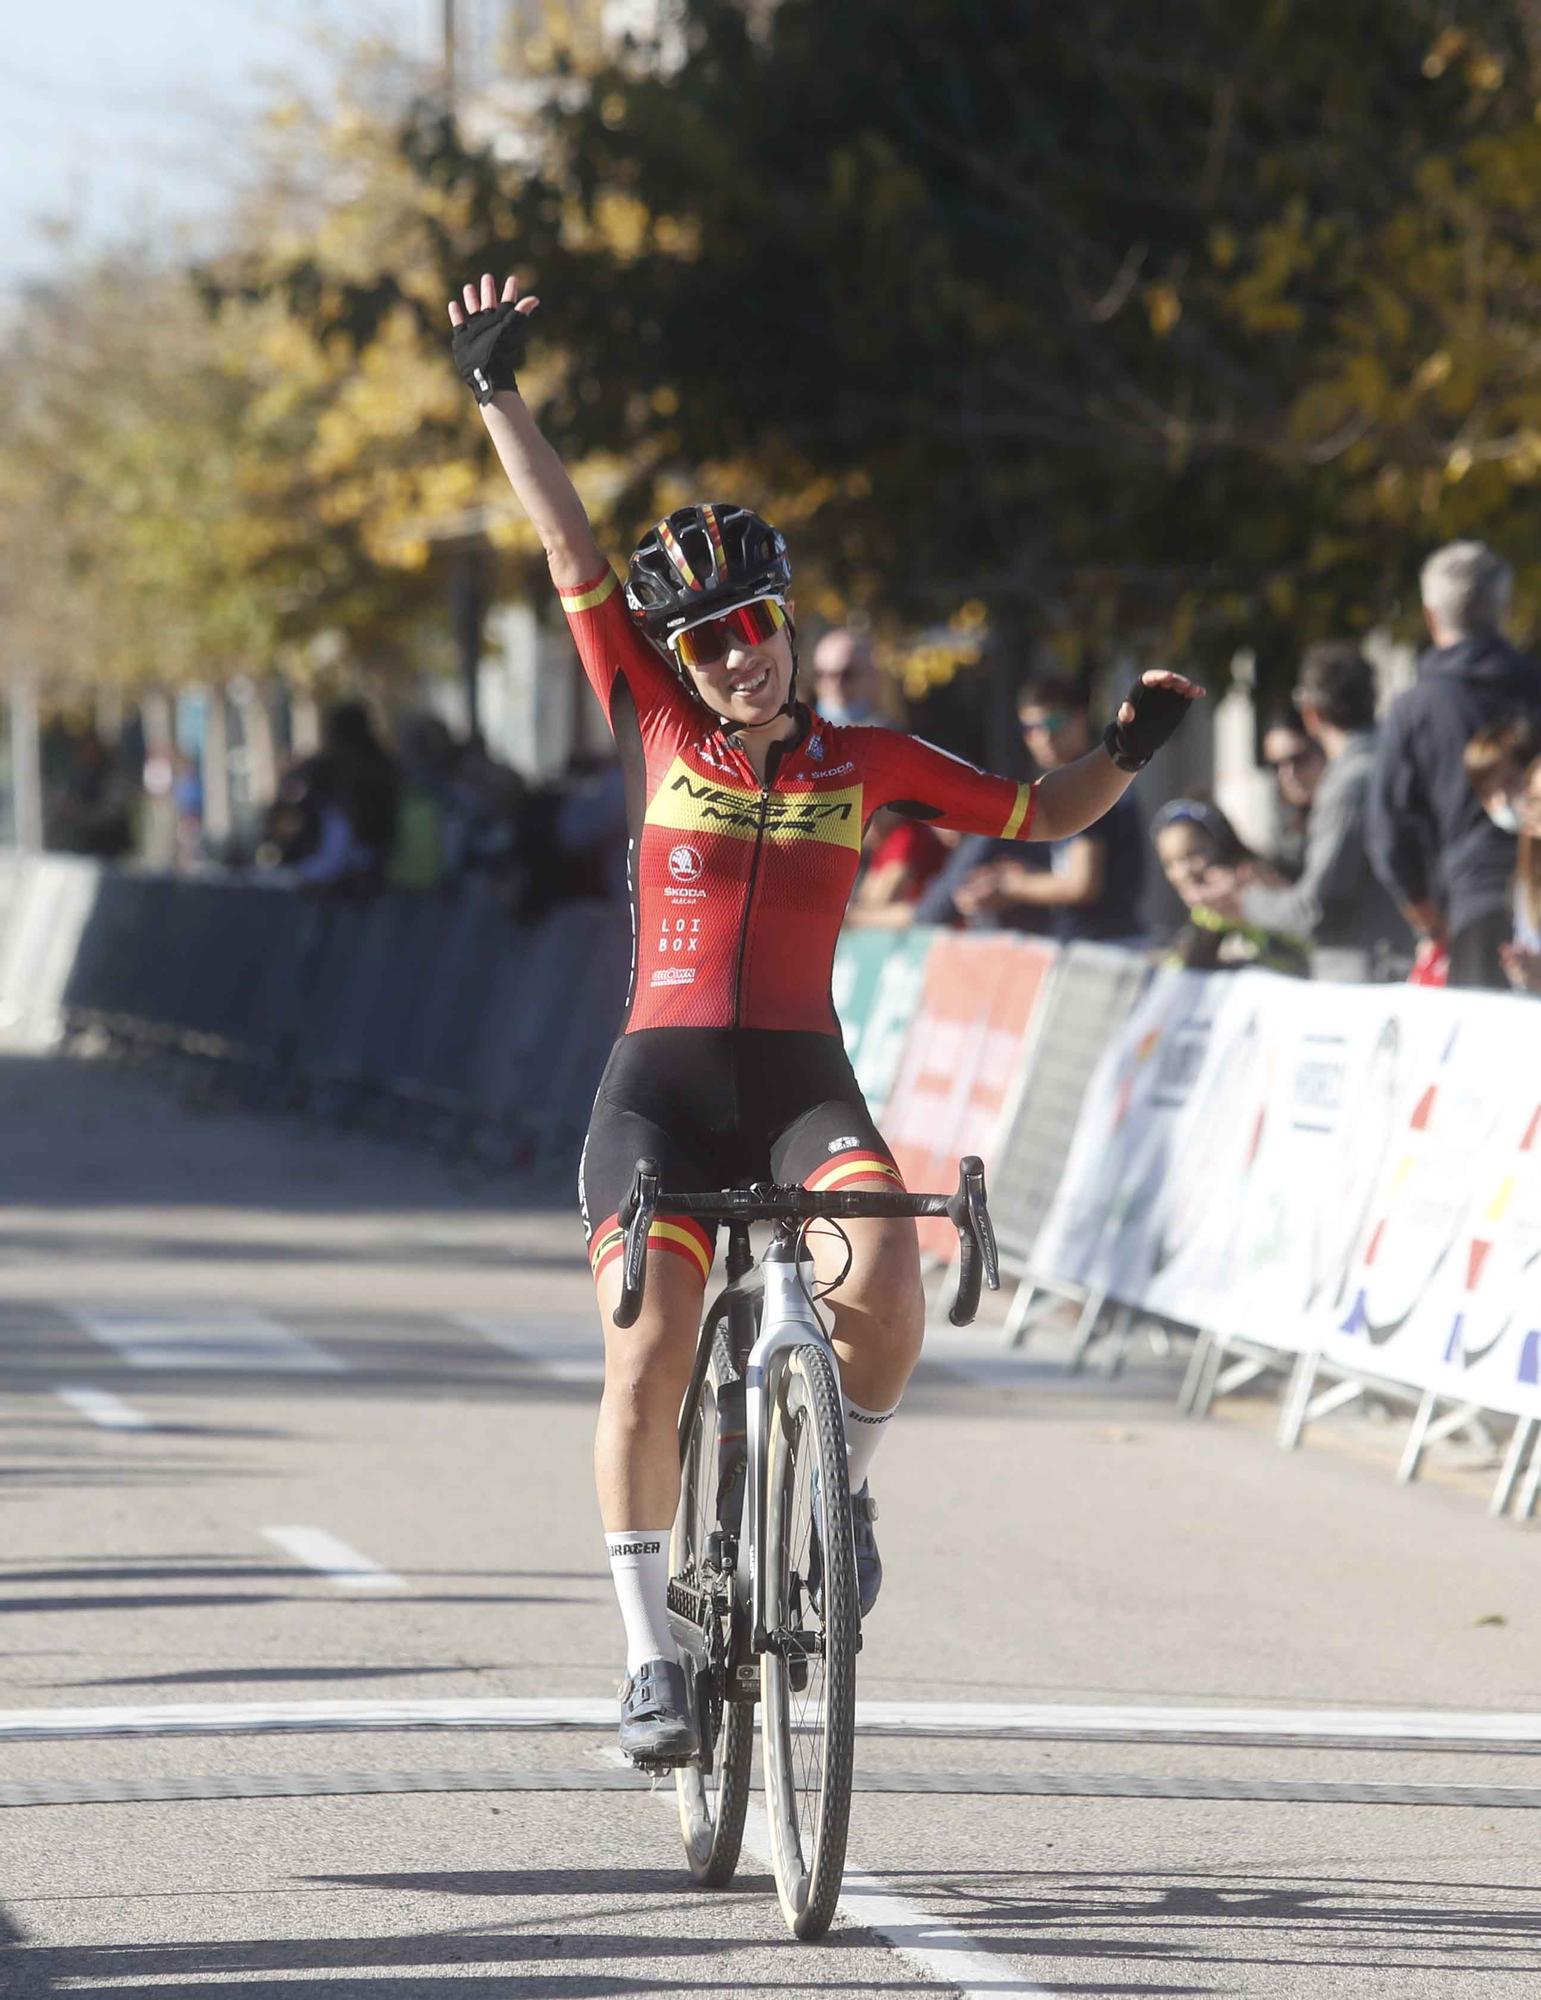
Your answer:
[0,857,630,1171]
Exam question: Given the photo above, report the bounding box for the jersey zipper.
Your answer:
[731,774,772,1029]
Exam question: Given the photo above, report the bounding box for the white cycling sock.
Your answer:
[605,1531,675,1677]
[843,1395,899,1494]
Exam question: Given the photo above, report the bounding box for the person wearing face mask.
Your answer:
[1463,718,1541,994]
[1368,541,1541,990]
[812,628,890,726]
[447,269,1206,1770]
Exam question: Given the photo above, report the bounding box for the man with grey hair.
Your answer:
[1368,540,1541,987]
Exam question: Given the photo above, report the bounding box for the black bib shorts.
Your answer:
[579,1028,902,1289]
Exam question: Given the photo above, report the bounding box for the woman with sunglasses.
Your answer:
[448,271,1204,1767]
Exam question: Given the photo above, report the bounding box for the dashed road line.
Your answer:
[51,1386,151,1431]
[68,1305,346,1373]
[1,1695,1539,1748]
[261,1529,405,1593]
[457,1312,604,1383]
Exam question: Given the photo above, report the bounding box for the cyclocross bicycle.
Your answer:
[612,1154,998,1940]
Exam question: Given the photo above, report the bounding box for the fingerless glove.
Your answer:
[1103,678,1191,772]
[450,301,527,403]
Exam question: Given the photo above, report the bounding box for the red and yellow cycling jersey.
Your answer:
[561,567,1036,1033]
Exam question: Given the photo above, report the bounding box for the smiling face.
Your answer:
[1156,822,1218,908]
[681,625,796,730]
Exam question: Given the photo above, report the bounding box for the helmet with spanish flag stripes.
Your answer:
[625,503,792,650]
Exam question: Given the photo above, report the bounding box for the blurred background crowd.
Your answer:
[8,3,1541,995]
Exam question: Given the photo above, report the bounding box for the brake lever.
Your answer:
[964,1154,1000,1292]
[613,1157,659,1329]
[946,1154,999,1327]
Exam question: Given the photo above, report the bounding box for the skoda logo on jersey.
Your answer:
[668,843,704,883]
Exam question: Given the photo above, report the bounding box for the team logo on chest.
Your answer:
[646,754,864,849]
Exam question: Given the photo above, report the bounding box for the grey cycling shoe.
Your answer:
[807,1480,882,1619]
[618,1656,697,1768]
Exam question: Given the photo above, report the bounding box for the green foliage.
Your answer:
[476,0,1541,681]
[9,4,1541,705]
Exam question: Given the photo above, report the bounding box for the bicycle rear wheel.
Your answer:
[673,1326,753,1886]
[761,1340,857,1939]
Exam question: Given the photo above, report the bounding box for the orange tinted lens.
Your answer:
[673,598,784,668]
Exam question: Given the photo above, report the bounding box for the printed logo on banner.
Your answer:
[1307,1015,1400,1313]
[1150,1009,1268,1279]
[1336,1020,1499,1346]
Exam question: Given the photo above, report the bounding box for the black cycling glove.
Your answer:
[450,301,527,403]
[1103,677,1192,772]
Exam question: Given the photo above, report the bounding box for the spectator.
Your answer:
[812,629,888,726]
[948,675,1145,944]
[1238,643,1410,981]
[42,724,135,859]
[389,713,458,891]
[258,700,399,891]
[1154,799,1310,976]
[1463,717,1541,994]
[1369,541,1541,989]
[552,753,627,903]
[1260,704,1326,878]
[845,810,949,928]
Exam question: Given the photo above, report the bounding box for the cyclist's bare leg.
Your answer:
[808,1191,925,1411]
[593,1253,705,1530]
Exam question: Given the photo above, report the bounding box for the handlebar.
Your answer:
[611,1155,1000,1330]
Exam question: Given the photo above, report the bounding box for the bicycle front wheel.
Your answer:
[673,1326,753,1886]
[761,1340,857,1939]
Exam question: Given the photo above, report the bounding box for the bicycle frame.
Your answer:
[743,1232,841,1649]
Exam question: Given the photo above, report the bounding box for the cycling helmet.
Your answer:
[625,503,792,646]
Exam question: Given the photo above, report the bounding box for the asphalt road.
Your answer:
[1,1044,1539,1998]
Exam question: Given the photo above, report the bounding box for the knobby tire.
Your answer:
[673,1325,752,1886]
[761,1340,857,1940]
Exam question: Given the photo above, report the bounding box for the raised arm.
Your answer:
[447,271,604,591]
[1030,671,1205,839]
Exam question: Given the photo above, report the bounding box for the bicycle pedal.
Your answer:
[629,1754,691,1778]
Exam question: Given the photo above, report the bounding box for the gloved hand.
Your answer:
[450,300,529,403]
[1103,671,1203,772]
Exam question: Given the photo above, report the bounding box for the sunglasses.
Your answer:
[1019,710,1069,734]
[669,597,787,670]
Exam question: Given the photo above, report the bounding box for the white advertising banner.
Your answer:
[1032,969,1241,1298]
[1033,966,1541,1421]
[1312,990,1541,1415]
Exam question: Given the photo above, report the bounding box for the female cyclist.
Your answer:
[448,271,1203,1766]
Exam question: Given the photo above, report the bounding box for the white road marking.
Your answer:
[1,1695,1539,1745]
[604,1750,1051,1996]
[69,1304,346,1373]
[262,1528,406,1592]
[459,1312,605,1383]
[52,1385,151,1431]
[756,1807,1052,1998]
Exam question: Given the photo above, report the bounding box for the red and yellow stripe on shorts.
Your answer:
[802,1150,906,1195]
[588,1211,714,1288]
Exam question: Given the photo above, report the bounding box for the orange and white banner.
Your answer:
[881,934,1055,1256]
